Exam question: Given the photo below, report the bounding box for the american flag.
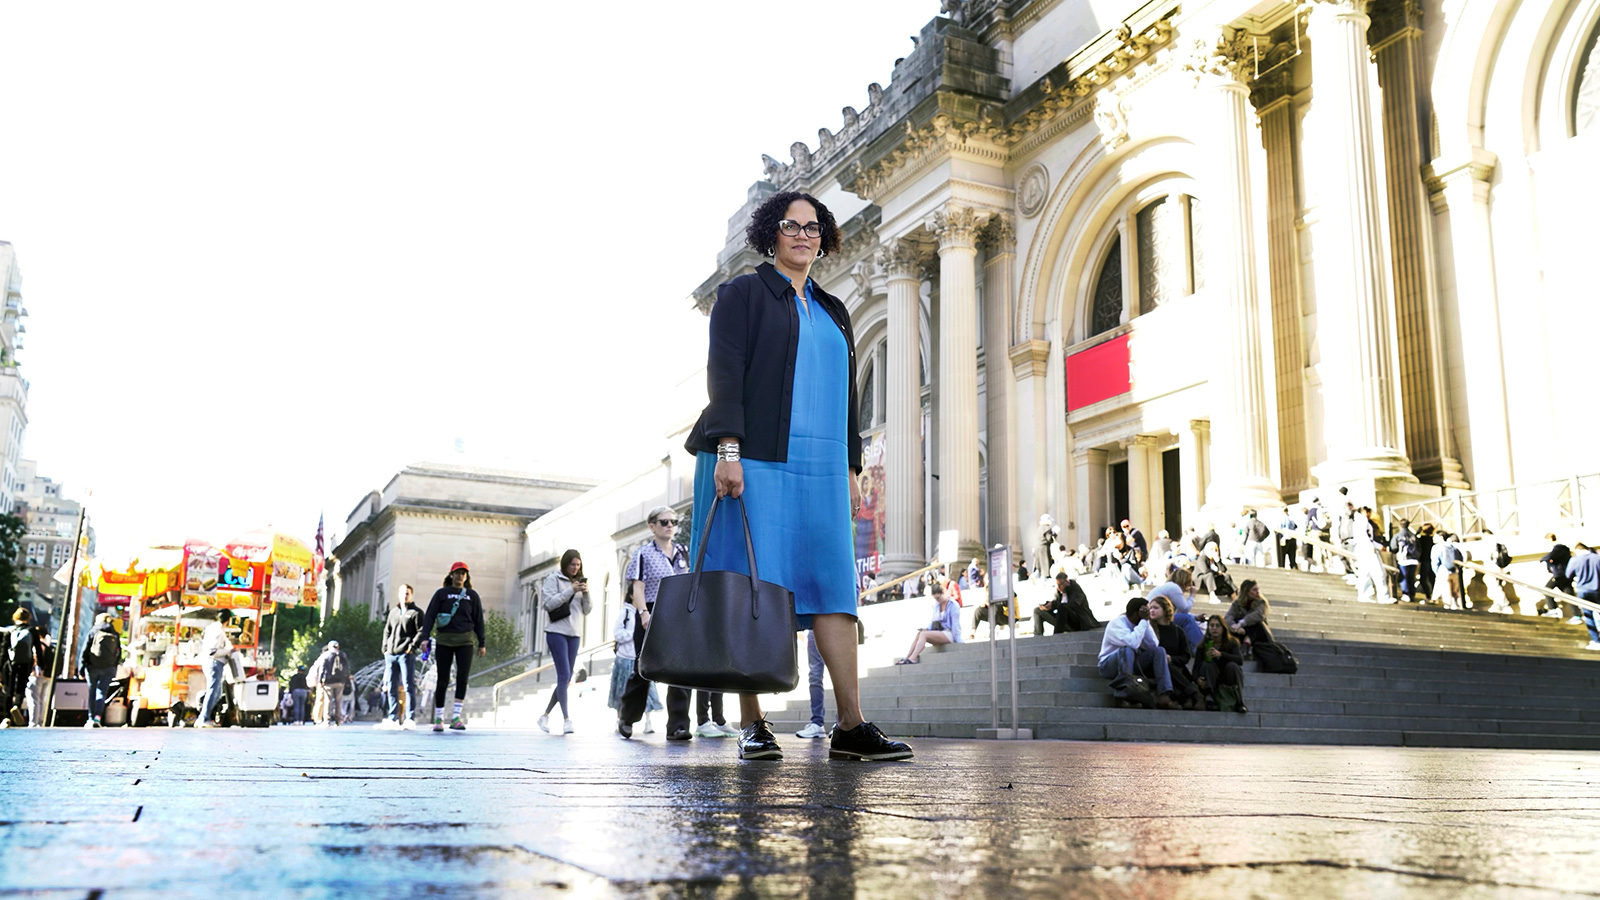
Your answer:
[313,513,325,578]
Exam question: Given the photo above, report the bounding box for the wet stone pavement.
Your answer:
[0,726,1596,899]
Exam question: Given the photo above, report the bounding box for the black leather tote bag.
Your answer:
[637,495,799,693]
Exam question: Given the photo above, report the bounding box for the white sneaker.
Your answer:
[1568,616,1584,625]
[84,719,99,729]
[373,720,399,730]
[1585,641,1600,651]
[401,719,416,731]
[642,713,656,734]
[695,721,726,738]
[717,721,740,737]
[563,719,574,735]
[537,714,550,733]
[197,721,217,729]
[795,722,827,739]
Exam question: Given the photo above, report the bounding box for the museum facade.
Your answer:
[687,0,1600,576]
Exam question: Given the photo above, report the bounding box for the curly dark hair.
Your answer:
[745,190,842,259]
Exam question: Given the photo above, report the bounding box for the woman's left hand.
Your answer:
[478,646,488,657]
[850,472,863,518]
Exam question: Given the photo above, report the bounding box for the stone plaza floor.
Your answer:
[0,725,1595,899]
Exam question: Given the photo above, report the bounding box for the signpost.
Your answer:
[978,543,1031,740]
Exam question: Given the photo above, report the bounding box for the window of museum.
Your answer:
[1088,192,1205,338]
[1576,20,1600,135]
[860,360,876,427]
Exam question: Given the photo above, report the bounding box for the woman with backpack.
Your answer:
[537,549,592,734]
[422,561,486,732]
[1193,615,1246,713]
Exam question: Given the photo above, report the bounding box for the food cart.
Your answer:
[122,533,318,727]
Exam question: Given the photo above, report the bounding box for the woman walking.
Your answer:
[421,561,486,732]
[538,549,592,734]
[684,189,912,762]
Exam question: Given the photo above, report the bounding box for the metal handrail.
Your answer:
[468,651,540,685]
[1383,472,1599,540]
[859,562,946,601]
[490,641,613,726]
[1455,557,1600,615]
[1264,522,1600,614]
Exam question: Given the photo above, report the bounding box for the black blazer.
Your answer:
[686,262,863,473]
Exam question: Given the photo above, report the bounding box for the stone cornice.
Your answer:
[1182,29,1258,85]
[1008,339,1050,378]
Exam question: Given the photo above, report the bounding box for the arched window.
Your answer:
[859,361,876,427]
[1576,21,1600,135]
[1090,237,1124,337]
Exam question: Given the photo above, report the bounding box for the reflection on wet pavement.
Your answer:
[0,728,1594,898]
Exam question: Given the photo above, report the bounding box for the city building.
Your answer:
[14,459,94,627]
[328,462,600,628]
[0,242,29,513]
[682,0,1600,576]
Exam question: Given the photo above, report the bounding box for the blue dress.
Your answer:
[691,276,857,630]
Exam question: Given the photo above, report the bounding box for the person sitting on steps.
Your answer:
[896,582,962,664]
[1224,579,1274,658]
[1193,615,1247,713]
[1033,570,1099,635]
[1097,597,1182,710]
[1146,595,1200,709]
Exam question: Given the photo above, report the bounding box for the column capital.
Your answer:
[1424,147,1498,195]
[876,240,924,282]
[1008,339,1050,379]
[1249,43,1299,110]
[1072,446,1109,464]
[979,214,1017,255]
[1189,418,1211,438]
[1301,0,1371,22]
[1121,433,1159,449]
[1368,0,1423,47]
[1182,30,1256,87]
[928,205,990,252]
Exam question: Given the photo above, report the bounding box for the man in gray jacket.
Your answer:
[377,584,424,730]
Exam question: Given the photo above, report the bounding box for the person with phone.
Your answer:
[894,582,961,665]
[538,549,592,734]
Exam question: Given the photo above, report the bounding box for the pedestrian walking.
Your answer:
[682,189,912,762]
[377,584,425,730]
[422,561,487,732]
[618,507,691,739]
[538,549,593,735]
[607,604,661,731]
[1354,508,1394,604]
[288,666,310,724]
[1390,519,1421,601]
[196,610,234,728]
[79,613,121,728]
[795,630,828,739]
[0,609,38,728]
[308,640,349,726]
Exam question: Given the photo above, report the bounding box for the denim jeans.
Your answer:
[291,688,309,723]
[200,658,227,724]
[806,631,825,726]
[1096,645,1172,695]
[1580,591,1600,643]
[87,666,116,720]
[382,653,417,722]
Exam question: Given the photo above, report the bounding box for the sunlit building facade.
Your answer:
[689,0,1600,576]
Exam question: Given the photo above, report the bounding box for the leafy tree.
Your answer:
[281,604,384,676]
[481,610,524,667]
[0,513,27,625]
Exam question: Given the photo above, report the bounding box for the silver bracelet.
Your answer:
[716,442,740,462]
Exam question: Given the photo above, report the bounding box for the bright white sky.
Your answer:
[0,1,935,558]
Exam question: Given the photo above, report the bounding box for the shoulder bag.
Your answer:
[637,494,799,693]
[548,575,575,624]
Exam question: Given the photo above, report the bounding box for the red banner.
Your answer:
[1065,335,1132,411]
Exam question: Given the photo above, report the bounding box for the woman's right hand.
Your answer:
[715,459,744,498]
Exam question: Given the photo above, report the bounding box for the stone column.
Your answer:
[1073,448,1109,544]
[878,240,926,577]
[1010,339,1051,545]
[1427,149,1513,488]
[982,216,1019,552]
[1187,34,1283,513]
[1179,419,1211,528]
[930,205,988,560]
[1251,49,1311,496]
[1125,434,1157,534]
[1305,0,1413,485]
[1371,0,1468,489]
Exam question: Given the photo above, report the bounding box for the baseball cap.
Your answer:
[449,561,469,573]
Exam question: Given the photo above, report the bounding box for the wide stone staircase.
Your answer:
[759,567,1600,749]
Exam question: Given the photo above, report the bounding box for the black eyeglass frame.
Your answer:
[777,219,822,238]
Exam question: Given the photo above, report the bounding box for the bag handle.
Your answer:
[687,494,763,619]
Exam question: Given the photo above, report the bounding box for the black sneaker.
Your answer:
[618,720,633,739]
[737,719,782,760]
[666,726,693,741]
[829,722,914,761]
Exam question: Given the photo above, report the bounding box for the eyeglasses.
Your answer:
[777,220,822,238]
[652,519,678,527]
